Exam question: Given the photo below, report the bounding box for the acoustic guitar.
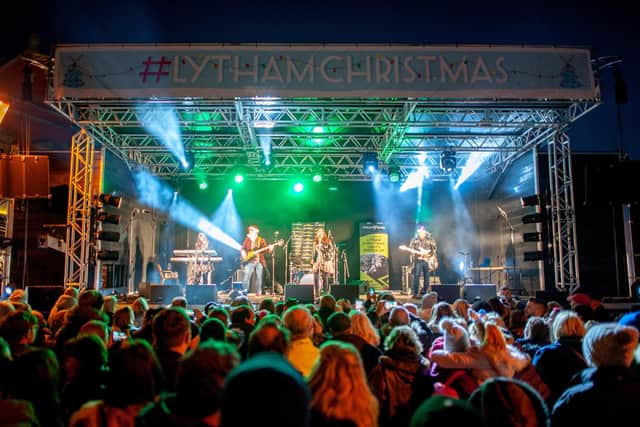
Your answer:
[241,239,284,264]
[398,245,439,271]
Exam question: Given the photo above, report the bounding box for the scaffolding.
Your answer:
[63,130,94,288]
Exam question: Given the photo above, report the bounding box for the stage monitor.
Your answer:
[284,284,315,304]
[463,284,497,302]
[186,285,217,305]
[330,285,360,304]
[149,284,182,305]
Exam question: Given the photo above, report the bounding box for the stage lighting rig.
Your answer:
[440,151,456,173]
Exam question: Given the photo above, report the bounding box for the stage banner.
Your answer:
[359,222,389,290]
[54,44,597,100]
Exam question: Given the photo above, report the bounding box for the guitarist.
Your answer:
[240,225,271,296]
[408,225,437,299]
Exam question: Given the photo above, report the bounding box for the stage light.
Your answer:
[198,181,208,190]
[521,194,542,207]
[234,174,244,184]
[388,166,400,183]
[523,251,544,262]
[4,286,12,295]
[522,213,543,224]
[96,211,120,225]
[97,231,120,242]
[293,182,304,193]
[98,194,122,208]
[440,151,456,173]
[523,232,542,242]
[313,173,322,183]
[363,152,378,174]
[182,151,195,172]
[0,100,9,125]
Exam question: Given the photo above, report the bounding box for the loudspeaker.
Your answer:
[463,284,497,302]
[185,285,217,305]
[138,282,151,298]
[149,284,182,304]
[284,284,315,303]
[432,284,461,304]
[26,285,64,315]
[347,279,370,293]
[0,154,50,199]
[330,285,360,304]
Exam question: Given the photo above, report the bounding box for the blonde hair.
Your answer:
[452,299,470,321]
[308,341,379,427]
[349,310,380,347]
[552,310,586,341]
[483,322,507,354]
[384,325,423,355]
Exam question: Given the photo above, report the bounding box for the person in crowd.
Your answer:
[0,309,38,357]
[533,310,587,406]
[508,309,527,340]
[516,316,551,358]
[308,341,379,427]
[430,316,530,384]
[152,307,192,391]
[113,305,137,339]
[420,292,439,322]
[0,300,15,324]
[326,312,382,374]
[131,296,149,329]
[567,292,610,323]
[139,340,239,427]
[8,289,28,305]
[53,289,108,357]
[131,306,163,344]
[47,294,77,333]
[369,325,433,427]
[103,295,118,326]
[3,347,64,427]
[524,297,547,319]
[552,323,640,427]
[228,304,255,359]
[171,296,188,309]
[469,377,549,427]
[78,319,110,347]
[247,319,290,357]
[259,298,275,314]
[283,305,320,378]
[410,395,482,427]
[200,317,227,343]
[428,318,478,399]
[70,339,163,427]
[451,298,471,324]
[64,287,80,299]
[317,294,337,330]
[498,285,520,310]
[349,310,381,348]
[61,334,108,419]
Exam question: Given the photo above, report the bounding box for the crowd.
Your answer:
[0,284,639,427]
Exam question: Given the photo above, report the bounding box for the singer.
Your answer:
[312,227,335,297]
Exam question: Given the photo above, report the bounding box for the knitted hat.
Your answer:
[582,322,639,368]
[222,353,310,427]
[567,292,591,306]
[469,377,549,427]
[618,310,640,332]
[410,395,482,427]
[439,318,470,353]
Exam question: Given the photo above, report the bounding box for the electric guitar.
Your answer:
[241,239,284,264]
[398,245,439,271]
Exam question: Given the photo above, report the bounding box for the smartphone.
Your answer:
[355,300,364,310]
[112,331,127,342]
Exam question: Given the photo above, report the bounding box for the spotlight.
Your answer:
[521,194,542,207]
[232,166,246,184]
[440,151,456,173]
[182,151,195,171]
[293,182,304,193]
[98,194,122,208]
[388,166,400,183]
[363,152,378,174]
[312,168,323,183]
[199,181,208,190]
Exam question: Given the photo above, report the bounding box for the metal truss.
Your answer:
[548,130,580,293]
[63,130,95,288]
[48,98,599,181]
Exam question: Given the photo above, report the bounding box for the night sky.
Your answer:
[4,0,638,158]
